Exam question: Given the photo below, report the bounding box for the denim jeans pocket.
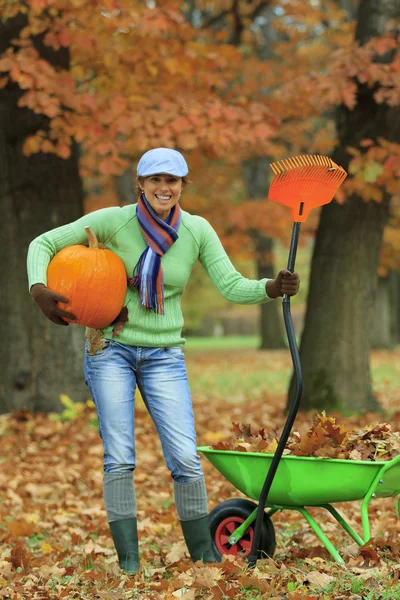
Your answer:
[163,346,184,361]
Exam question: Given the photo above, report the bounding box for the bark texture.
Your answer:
[0,16,87,414]
[371,271,400,348]
[288,0,400,413]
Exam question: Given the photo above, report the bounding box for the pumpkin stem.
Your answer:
[85,226,99,249]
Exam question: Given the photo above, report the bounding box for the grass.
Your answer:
[370,357,400,398]
[185,339,291,401]
[185,336,400,402]
[321,574,400,600]
[185,335,260,351]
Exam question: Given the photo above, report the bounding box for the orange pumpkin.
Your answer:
[47,226,127,329]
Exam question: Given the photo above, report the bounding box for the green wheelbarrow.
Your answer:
[197,156,399,566]
[198,447,400,564]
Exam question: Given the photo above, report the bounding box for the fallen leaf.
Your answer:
[41,541,54,554]
[36,564,66,579]
[112,306,129,338]
[306,570,334,589]
[192,564,223,588]
[166,540,188,564]
[172,589,196,599]
[85,328,106,355]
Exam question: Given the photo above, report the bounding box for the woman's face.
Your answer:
[139,174,183,221]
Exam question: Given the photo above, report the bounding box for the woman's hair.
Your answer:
[136,175,190,196]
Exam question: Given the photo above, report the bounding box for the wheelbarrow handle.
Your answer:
[248,222,303,568]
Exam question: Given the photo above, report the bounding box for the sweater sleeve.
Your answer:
[27,206,131,291]
[197,217,273,304]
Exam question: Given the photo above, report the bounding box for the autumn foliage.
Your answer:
[1,1,399,181]
[213,413,400,461]
[1,0,280,175]
[1,1,399,260]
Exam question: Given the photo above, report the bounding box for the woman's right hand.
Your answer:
[31,283,77,326]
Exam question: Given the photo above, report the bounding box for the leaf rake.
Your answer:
[268,154,347,222]
[248,155,348,569]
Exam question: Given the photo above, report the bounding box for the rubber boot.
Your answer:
[180,515,221,563]
[109,518,140,574]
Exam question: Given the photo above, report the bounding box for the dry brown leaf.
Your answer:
[176,569,195,587]
[10,541,34,569]
[166,540,188,564]
[306,570,334,589]
[192,564,223,588]
[171,589,196,599]
[112,306,129,338]
[5,519,36,537]
[348,540,382,569]
[84,539,112,555]
[85,328,105,355]
[36,564,66,579]
[238,572,272,593]
[212,441,232,451]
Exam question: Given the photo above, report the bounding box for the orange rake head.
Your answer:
[268,155,347,222]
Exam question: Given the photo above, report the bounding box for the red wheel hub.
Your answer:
[214,516,253,557]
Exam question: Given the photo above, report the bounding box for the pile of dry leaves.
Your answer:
[211,412,400,461]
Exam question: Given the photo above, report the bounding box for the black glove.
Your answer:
[274,269,300,297]
[31,283,77,326]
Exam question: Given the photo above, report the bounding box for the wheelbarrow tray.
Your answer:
[198,447,400,506]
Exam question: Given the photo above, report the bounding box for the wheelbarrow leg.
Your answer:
[358,456,400,542]
[360,495,372,542]
[296,507,345,565]
[321,504,364,546]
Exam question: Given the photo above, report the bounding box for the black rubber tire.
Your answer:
[209,498,276,560]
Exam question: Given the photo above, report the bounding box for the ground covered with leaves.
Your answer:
[1,348,400,599]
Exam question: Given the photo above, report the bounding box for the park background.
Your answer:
[1,0,400,598]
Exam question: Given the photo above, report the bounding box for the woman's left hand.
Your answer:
[273,269,300,297]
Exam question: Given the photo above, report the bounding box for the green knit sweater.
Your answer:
[27,204,272,347]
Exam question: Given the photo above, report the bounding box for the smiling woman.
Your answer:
[27,146,300,575]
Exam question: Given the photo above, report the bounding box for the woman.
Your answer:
[28,147,300,574]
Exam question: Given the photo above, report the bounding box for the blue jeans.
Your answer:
[84,340,203,482]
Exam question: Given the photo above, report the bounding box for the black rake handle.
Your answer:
[247,221,303,568]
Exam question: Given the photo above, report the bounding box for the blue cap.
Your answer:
[137,148,189,177]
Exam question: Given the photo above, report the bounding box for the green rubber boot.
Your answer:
[109,518,140,574]
[180,515,221,563]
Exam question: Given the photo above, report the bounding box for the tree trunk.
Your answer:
[254,233,286,349]
[287,0,400,413]
[370,272,400,349]
[0,15,87,414]
[291,193,390,412]
[390,269,400,344]
[114,169,136,205]
[242,157,286,349]
[371,276,393,348]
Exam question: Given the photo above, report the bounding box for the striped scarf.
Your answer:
[128,192,181,315]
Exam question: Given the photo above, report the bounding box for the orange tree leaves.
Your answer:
[0,0,280,175]
[2,0,400,262]
[2,2,399,166]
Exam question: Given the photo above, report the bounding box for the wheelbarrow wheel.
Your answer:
[209,498,276,559]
